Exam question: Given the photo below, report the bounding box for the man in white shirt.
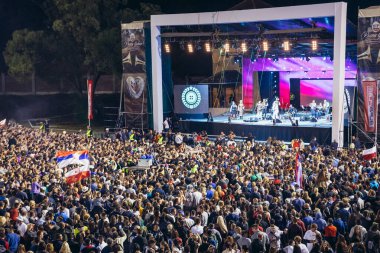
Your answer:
[303,223,321,251]
[190,217,204,235]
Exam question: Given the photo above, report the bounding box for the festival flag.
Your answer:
[64,165,90,184]
[295,152,303,188]
[56,150,89,169]
[0,119,6,128]
[362,146,377,160]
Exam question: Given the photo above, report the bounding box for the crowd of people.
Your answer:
[0,121,379,253]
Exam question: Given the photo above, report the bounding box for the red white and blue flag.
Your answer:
[56,150,89,169]
[64,165,91,184]
[56,150,90,184]
[362,146,377,161]
[295,152,303,188]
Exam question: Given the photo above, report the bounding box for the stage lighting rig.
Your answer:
[311,40,318,51]
[187,42,194,53]
[241,42,248,53]
[164,42,171,53]
[283,40,290,51]
[205,42,211,52]
[224,41,230,52]
[262,41,269,52]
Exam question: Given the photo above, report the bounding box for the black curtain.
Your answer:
[290,78,300,109]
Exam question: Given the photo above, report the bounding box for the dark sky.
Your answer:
[1,0,379,71]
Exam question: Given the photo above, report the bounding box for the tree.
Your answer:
[3,0,162,94]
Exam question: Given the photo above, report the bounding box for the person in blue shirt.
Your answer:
[333,215,346,235]
[206,186,214,200]
[54,206,69,222]
[6,228,20,253]
[314,212,327,232]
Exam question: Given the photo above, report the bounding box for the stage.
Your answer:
[178,113,332,144]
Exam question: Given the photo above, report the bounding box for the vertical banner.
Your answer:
[121,22,147,129]
[363,81,377,132]
[87,79,93,120]
[358,7,380,136]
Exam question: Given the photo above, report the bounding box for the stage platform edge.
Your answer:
[178,120,332,144]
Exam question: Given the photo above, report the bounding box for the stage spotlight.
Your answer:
[241,42,247,53]
[224,41,230,52]
[187,42,194,53]
[283,41,290,51]
[205,42,211,52]
[311,40,318,51]
[164,43,171,53]
[262,41,269,51]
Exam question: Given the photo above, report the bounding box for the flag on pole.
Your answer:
[295,152,303,188]
[56,150,89,169]
[64,165,91,184]
[0,119,6,128]
[362,146,377,160]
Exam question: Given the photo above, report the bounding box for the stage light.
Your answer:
[311,40,318,51]
[164,43,170,53]
[224,41,230,52]
[283,41,290,51]
[262,41,269,51]
[205,42,211,52]
[187,42,194,53]
[241,42,247,53]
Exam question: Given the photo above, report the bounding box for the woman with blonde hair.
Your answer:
[17,244,27,253]
[46,243,55,253]
[59,242,72,253]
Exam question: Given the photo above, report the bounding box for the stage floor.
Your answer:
[178,112,332,144]
[191,112,332,128]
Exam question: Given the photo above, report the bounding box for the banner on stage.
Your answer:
[121,22,148,128]
[87,80,93,120]
[357,7,380,135]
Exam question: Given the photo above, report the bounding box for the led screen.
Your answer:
[174,85,209,114]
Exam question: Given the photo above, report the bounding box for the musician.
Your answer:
[309,100,317,118]
[323,99,330,114]
[256,100,263,119]
[238,100,245,119]
[272,97,280,122]
[230,101,238,119]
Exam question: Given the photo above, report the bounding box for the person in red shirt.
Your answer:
[324,218,337,248]
[10,202,20,222]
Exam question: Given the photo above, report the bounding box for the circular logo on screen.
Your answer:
[182,87,201,109]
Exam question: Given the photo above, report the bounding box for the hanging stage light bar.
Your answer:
[187,42,194,53]
[164,43,171,53]
[205,42,211,52]
[283,41,290,51]
[262,41,269,51]
[311,40,318,51]
[224,41,230,52]
[241,42,247,53]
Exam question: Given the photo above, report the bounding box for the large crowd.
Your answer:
[0,122,379,253]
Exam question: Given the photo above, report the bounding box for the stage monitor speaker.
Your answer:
[310,117,318,122]
[250,117,259,122]
[274,119,282,123]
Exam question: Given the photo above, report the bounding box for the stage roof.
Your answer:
[160,16,357,58]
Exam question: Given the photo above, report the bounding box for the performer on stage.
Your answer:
[238,100,245,119]
[272,97,280,122]
[323,99,330,114]
[230,101,238,119]
[256,100,263,119]
[309,100,317,118]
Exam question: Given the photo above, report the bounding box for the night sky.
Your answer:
[1,0,379,71]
